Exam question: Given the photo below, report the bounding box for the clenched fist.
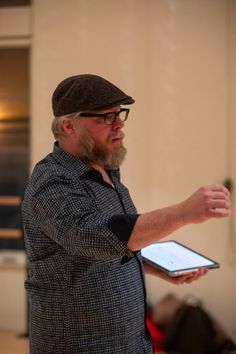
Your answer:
[181,184,231,224]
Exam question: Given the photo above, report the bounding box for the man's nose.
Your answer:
[112,117,124,130]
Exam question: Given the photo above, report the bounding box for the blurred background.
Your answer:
[0,0,235,353]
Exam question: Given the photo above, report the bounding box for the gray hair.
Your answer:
[51,113,80,142]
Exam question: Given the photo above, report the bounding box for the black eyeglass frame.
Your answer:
[76,108,130,126]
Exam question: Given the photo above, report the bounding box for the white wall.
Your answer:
[145,0,236,337]
[0,254,27,332]
[1,0,235,338]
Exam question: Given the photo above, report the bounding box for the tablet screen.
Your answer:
[141,240,219,276]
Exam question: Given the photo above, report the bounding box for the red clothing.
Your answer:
[146,313,165,352]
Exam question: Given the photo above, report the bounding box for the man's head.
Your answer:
[51,74,135,169]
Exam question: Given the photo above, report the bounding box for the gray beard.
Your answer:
[77,126,127,169]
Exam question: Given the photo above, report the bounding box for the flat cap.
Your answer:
[52,74,135,117]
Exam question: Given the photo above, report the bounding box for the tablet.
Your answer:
[141,240,219,277]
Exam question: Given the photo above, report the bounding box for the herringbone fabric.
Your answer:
[22,143,153,354]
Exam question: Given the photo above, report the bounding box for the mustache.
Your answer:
[110,131,125,140]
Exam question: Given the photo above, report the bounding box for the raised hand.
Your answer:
[181,184,231,224]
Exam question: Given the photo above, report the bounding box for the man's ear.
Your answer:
[61,118,76,137]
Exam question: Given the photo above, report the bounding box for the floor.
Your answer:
[0,330,29,354]
[1,330,235,354]
[0,331,161,354]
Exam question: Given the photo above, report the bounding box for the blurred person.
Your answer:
[22,74,231,354]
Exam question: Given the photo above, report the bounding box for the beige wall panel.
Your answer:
[148,0,228,200]
[31,0,236,337]
[0,265,27,332]
[145,0,236,338]
[32,0,151,208]
[0,7,31,37]
[228,0,236,260]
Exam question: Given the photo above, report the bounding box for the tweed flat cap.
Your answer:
[52,74,135,117]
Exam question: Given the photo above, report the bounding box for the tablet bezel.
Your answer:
[141,240,220,277]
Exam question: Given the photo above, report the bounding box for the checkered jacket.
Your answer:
[22,143,153,354]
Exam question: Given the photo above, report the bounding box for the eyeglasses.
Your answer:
[76,108,130,126]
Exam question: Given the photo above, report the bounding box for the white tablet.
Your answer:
[141,240,219,277]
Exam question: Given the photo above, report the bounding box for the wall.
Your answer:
[0,6,31,46]
[145,0,236,338]
[0,253,27,332]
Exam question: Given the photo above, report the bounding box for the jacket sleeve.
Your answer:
[26,175,138,260]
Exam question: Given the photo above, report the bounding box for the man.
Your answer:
[22,74,230,354]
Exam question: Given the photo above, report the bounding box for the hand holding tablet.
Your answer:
[141,240,219,277]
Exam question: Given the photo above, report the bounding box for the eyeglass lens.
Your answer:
[105,110,129,125]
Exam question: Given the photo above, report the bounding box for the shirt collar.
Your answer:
[53,142,92,177]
